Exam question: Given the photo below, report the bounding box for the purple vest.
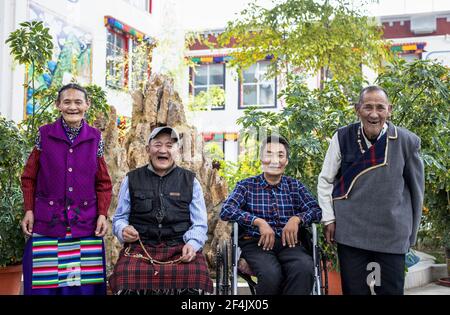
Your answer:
[33,118,101,238]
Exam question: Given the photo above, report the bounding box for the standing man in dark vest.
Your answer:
[109,126,213,295]
[317,86,425,295]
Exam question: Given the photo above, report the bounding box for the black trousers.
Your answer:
[337,243,406,295]
[239,237,314,295]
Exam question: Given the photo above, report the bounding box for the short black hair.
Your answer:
[57,83,88,102]
[357,85,389,106]
[260,135,290,159]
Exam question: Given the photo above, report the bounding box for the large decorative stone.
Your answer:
[102,73,230,277]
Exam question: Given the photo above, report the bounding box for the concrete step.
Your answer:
[405,250,447,289]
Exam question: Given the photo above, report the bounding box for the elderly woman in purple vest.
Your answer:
[20,83,113,295]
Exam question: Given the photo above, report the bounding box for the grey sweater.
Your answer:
[333,123,425,254]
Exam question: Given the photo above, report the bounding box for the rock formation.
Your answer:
[100,73,230,277]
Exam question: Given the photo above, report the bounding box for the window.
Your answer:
[106,30,152,91]
[106,30,128,88]
[130,39,152,92]
[239,60,276,109]
[124,0,152,13]
[191,63,225,110]
[400,54,421,63]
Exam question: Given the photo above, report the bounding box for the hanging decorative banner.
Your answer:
[202,132,226,142]
[224,132,239,141]
[116,115,131,142]
[213,133,224,142]
[390,42,426,54]
[104,16,155,44]
[190,54,272,64]
[200,56,213,63]
[202,132,214,142]
[116,115,130,129]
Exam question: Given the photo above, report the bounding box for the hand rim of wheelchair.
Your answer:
[216,222,329,295]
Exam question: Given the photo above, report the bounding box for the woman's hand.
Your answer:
[21,210,34,236]
[95,215,108,237]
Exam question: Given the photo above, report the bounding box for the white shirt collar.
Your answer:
[360,122,388,148]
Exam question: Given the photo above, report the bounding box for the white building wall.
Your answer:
[390,34,450,66]
[0,0,160,122]
[183,47,319,162]
[0,0,27,122]
[184,49,283,133]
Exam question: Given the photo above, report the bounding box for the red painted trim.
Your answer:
[149,0,152,14]
[383,17,450,39]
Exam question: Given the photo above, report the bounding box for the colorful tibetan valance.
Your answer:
[104,16,155,44]
[202,132,226,142]
[390,42,426,54]
[191,54,273,64]
[224,132,238,141]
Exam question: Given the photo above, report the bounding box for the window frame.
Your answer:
[106,28,129,89]
[129,38,152,91]
[190,63,226,110]
[124,0,152,13]
[238,60,277,109]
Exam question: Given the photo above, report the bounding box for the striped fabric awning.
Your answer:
[390,42,427,54]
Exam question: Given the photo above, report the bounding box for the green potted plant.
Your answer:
[0,117,29,294]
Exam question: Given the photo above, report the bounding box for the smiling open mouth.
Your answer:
[157,156,169,161]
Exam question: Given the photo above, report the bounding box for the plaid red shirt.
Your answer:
[220,174,322,238]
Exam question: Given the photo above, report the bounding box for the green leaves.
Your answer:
[5,21,53,75]
[188,86,225,111]
[377,58,450,249]
[0,117,28,266]
[218,0,390,83]
[84,84,110,124]
[236,57,450,251]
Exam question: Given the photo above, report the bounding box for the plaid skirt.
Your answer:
[109,243,213,294]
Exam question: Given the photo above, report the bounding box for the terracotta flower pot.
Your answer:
[324,269,343,295]
[320,258,343,295]
[0,264,22,295]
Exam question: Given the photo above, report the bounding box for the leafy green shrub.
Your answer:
[0,117,29,266]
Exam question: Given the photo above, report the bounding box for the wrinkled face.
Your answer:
[261,142,288,177]
[356,90,392,140]
[56,89,90,127]
[146,133,178,174]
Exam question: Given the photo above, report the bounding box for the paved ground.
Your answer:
[234,281,450,295]
[405,282,450,295]
[20,281,450,295]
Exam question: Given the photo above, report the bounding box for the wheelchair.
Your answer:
[215,222,329,295]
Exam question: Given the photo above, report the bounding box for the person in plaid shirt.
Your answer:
[220,135,322,295]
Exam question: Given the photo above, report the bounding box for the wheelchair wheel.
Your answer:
[215,239,230,295]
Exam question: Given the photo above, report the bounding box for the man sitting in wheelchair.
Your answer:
[220,135,322,295]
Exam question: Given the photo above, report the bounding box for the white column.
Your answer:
[8,0,28,122]
[224,139,238,163]
[0,0,17,120]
